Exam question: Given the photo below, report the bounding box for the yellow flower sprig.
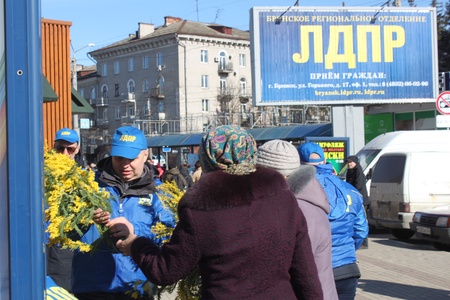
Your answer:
[143,180,201,300]
[44,150,111,252]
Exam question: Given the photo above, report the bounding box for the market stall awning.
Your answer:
[72,87,94,114]
[43,75,58,102]
[146,123,332,148]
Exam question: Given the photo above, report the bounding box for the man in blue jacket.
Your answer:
[72,126,174,300]
[298,142,369,300]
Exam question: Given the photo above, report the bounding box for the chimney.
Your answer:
[164,16,183,26]
[137,22,154,38]
[210,26,233,35]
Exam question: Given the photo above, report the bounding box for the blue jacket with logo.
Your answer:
[72,158,175,295]
[314,163,369,269]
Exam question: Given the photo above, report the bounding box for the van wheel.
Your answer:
[391,229,415,240]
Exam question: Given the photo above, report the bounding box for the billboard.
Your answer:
[251,7,438,106]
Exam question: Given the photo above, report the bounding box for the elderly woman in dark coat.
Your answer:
[107,125,323,299]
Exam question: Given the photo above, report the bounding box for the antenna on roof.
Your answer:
[196,0,199,21]
[214,9,222,23]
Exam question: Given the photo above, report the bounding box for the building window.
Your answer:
[219,51,227,70]
[102,63,107,76]
[142,79,149,93]
[201,75,209,88]
[114,61,120,74]
[90,87,96,101]
[115,107,120,120]
[241,103,247,114]
[128,57,134,72]
[239,54,246,67]
[156,52,164,67]
[103,108,108,120]
[101,85,108,100]
[143,56,149,69]
[202,99,209,112]
[128,80,135,94]
[157,76,164,94]
[128,106,135,117]
[219,77,227,93]
[79,88,84,98]
[201,50,208,63]
[115,84,120,97]
[240,77,247,95]
[158,101,164,113]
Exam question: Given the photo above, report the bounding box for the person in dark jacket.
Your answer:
[257,139,338,300]
[107,125,323,299]
[346,155,370,250]
[179,163,193,190]
[161,165,188,191]
[71,126,174,300]
[345,155,369,207]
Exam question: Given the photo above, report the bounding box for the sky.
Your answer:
[41,0,434,65]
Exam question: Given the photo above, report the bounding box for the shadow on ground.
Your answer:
[358,279,450,299]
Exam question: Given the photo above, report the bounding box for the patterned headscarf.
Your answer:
[200,125,257,175]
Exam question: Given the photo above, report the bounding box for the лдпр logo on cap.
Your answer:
[120,135,137,142]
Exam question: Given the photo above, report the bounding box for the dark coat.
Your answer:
[130,166,323,299]
[346,163,369,206]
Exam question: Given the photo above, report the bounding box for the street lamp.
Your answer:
[71,43,95,90]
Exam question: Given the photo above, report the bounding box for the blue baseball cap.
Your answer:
[110,126,147,159]
[54,128,79,144]
[297,142,325,163]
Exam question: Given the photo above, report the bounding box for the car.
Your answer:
[410,204,450,251]
[152,154,166,166]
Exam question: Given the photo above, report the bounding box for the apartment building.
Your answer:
[77,16,255,143]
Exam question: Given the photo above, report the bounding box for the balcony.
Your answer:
[151,88,165,99]
[121,115,136,124]
[217,87,235,102]
[239,88,252,103]
[96,97,108,107]
[121,93,135,103]
[218,62,233,74]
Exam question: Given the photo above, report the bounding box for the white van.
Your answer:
[343,130,450,196]
[369,150,450,239]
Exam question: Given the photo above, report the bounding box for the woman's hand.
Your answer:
[106,217,137,256]
[93,208,110,225]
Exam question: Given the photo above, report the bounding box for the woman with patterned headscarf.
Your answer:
[107,125,323,299]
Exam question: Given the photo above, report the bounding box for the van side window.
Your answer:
[372,154,406,184]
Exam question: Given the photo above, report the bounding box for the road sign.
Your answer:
[436,92,450,115]
[79,118,90,129]
[162,147,171,153]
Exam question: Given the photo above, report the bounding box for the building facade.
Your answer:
[78,17,253,143]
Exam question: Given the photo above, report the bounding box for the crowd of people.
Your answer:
[46,124,369,300]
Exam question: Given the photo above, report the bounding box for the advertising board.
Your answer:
[251,7,438,106]
[304,137,349,175]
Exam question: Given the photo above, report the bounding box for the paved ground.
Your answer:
[356,231,450,300]
[158,230,450,299]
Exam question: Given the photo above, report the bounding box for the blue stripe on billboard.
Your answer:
[251,7,438,105]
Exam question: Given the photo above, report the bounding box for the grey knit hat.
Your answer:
[257,139,300,177]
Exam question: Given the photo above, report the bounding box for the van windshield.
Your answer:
[337,149,381,177]
[357,149,381,171]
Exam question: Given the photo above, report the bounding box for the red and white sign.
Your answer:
[436,92,450,115]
